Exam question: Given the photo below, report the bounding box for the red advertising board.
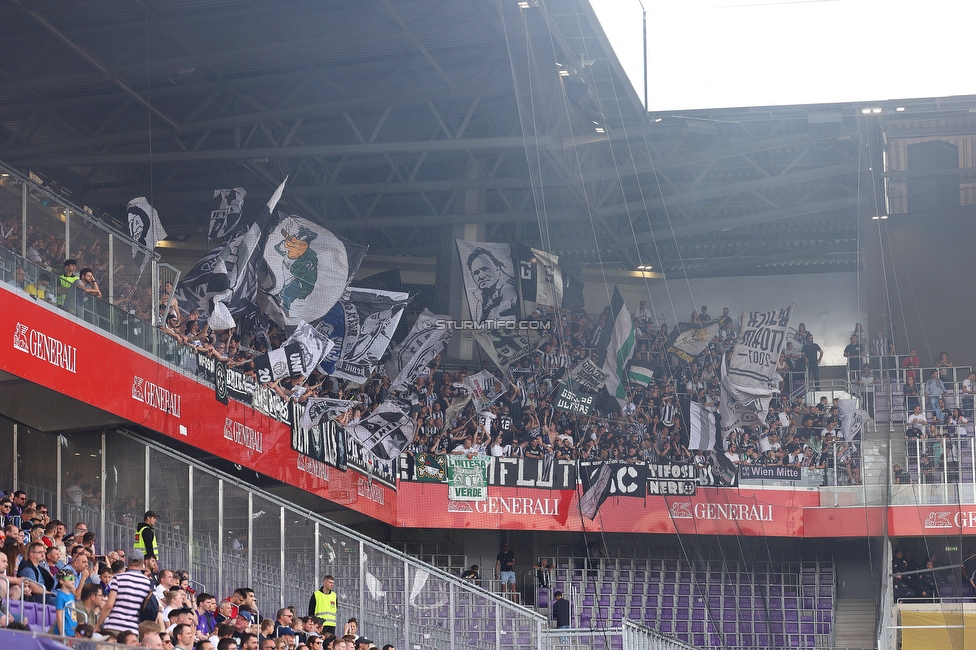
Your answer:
[395,483,816,536]
[0,286,398,525]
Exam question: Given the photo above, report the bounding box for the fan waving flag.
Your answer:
[598,286,636,410]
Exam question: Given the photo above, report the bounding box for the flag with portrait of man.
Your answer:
[456,240,519,324]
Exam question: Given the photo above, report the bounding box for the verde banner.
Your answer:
[447,456,488,501]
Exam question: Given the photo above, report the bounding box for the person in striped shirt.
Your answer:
[96,548,153,635]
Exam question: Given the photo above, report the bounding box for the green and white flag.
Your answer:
[599,287,636,409]
[447,455,488,501]
[628,364,654,387]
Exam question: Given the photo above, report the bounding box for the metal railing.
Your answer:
[541,619,698,650]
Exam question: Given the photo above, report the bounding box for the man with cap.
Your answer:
[134,510,159,560]
[96,548,153,635]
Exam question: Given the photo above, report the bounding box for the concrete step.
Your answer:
[833,598,877,649]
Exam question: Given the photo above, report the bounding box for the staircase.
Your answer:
[832,598,877,649]
[860,420,905,485]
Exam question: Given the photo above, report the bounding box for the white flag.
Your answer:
[600,287,636,409]
[463,370,503,412]
[838,398,865,441]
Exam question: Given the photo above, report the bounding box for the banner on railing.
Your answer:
[739,465,801,481]
[447,456,488,501]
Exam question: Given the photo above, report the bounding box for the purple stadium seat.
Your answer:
[629,608,641,618]
[693,634,705,645]
[645,595,658,608]
[692,621,705,632]
[786,622,799,634]
[538,589,550,608]
[722,609,736,621]
[635,583,647,595]
[739,609,752,622]
[678,584,691,596]
[785,598,798,610]
[757,634,769,646]
[774,634,786,646]
[677,608,689,620]
[661,595,673,608]
[677,596,690,608]
[618,582,629,594]
[817,598,831,609]
[660,621,672,633]
[8,599,23,624]
[676,621,689,633]
[693,608,705,621]
[709,634,723,646]
[663,584,675,596]
[660,608,673,620]
[599,596,610,607]
[709,584,721,596]
[801,623,815,634]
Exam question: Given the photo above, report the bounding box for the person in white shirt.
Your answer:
[907,405,927,438]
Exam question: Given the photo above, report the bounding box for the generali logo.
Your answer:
[924,511,957,528]
[13,322,77,373]
[669,501,773,522]
[131,376,182,418]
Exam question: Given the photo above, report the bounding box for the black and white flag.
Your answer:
[174,178,292,330]
[284,320,335,378]
[126,197,168,255]
[253,341,305,384]
[346,400,416,460]
[209,187,246,240]
[727,304,793,393]
[579,462,613,521]
[333,288,411,384]
[385,309,452,392]
[300,398,360,431]
[260,214,366,328]
[568,358,609,392]
[456,240,519,324]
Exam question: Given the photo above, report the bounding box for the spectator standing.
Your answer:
[134,510,160,560]
[925,371,947,422]
[53,568,78,637]
[552,590,570,629]
[495,541,517,602]
[802,334,823,390]
[308,575,338,636]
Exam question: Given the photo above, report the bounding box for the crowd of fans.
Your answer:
[1,214,163,324]
[0,488,395,649]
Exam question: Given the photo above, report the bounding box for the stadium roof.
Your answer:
[1,0,974,279]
